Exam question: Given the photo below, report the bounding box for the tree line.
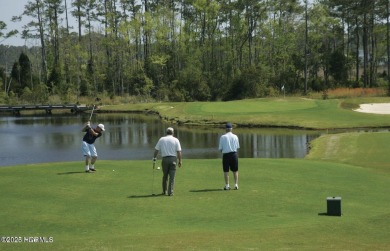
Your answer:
[0,0,389,104]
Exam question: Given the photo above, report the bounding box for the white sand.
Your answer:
[354,103,390,114]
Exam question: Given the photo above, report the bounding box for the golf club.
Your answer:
[89,105,95,121]
[152,161,156,196]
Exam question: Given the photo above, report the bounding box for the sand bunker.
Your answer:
[354,103,390,114]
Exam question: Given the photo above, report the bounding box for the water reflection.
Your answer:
[0,113,320,166]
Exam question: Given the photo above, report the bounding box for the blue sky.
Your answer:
[0,0,29,46]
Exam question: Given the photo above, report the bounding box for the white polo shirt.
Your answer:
[219,132,239,154]
[155,135,182,157]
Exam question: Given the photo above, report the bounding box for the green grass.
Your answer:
[306,131,390,175]
[2,97,390,250]
[101,97,390,129]
[1,154,389,250]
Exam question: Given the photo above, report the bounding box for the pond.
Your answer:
[0,113,321,167]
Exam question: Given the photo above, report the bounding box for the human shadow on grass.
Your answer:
[189,188,223,193]
[128,194,165,199]
[57,171,86,175]
[318,212,342,216]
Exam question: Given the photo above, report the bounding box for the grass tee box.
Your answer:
[0,157,389,250]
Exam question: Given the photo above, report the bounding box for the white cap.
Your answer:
[98,124,105,131]
[166,127,174,134]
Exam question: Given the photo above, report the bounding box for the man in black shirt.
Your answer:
[82,122,105,173]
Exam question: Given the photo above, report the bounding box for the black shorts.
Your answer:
[222,152,238,172]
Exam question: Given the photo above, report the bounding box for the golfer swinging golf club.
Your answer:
[153,127,182,196]
[82,121,105,173]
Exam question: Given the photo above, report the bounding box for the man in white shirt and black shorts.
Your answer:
[218,123,240,190]
[153,127,182,196]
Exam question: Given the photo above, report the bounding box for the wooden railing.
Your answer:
[0,104,92,115]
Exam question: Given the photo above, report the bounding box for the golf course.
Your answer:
[1,97,390,250]
[101,97,390,129]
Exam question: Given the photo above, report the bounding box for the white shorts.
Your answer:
[82,141,98,157]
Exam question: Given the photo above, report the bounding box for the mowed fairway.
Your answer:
[103,97,390,129]
[0,154,389,250]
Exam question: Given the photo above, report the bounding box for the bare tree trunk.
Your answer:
[53,6,60,65]
[36,0,47,84]
[347,22,351,81]
[355,16,360,86]
[369,11,376,87]
[362,12,368,88]
[63,0,70,84]
[75,0,83,102]
[304,0,308,95]
[387,0,390,90]
[143,0,150,71]
[64,0,69,30]
[76,3,81,41]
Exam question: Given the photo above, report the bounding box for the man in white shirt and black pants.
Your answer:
[153,127,182,196]
[219,123,240,190]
